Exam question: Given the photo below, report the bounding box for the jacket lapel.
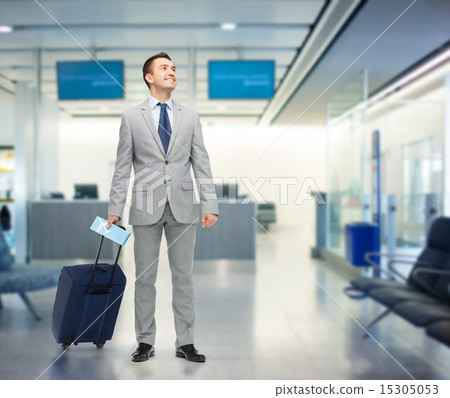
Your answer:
[167,100,182,155]
[141,100,165,155]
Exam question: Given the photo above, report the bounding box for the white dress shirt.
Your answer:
[148,96,174,130]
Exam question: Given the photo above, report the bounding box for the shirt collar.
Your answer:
[149,96,173,111]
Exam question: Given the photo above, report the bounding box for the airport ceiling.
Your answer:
[0,0,449,126]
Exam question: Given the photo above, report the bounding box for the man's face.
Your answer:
[146,57,177,92]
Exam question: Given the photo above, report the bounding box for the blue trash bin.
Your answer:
[345,222,380,267]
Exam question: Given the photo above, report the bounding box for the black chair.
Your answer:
[351,217,450,293]
[391,267,450,327]
[393,301,450,327]
[426,321,450,347]
[347,217,450,337]
[257,203,276,230]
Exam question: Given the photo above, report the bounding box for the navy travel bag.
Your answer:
[52,233,127,349]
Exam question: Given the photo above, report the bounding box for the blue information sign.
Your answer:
[208,60,275,99]
[57,60,124,100]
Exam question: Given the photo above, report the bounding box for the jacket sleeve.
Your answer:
[108,113,133,218]
[190,113,219,216]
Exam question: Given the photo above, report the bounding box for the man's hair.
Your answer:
[142,52,172,88]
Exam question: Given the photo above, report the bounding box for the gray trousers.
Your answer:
[132,203,197,348]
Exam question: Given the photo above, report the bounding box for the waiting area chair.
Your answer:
[0,225,60,320]
[257,203,276,230]
[426,321,450,347]
[347,217,450,343]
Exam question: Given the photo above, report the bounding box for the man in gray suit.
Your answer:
[107,52,218,363]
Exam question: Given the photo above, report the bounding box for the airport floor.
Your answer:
[1,225,450,380]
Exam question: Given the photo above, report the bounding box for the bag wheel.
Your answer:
[61,334,74,350]
[96,332,108,349]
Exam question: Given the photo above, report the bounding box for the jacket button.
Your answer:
[165,160,169,165]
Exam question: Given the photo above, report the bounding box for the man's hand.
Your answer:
[107,216,120,229]
[201,214,218,228]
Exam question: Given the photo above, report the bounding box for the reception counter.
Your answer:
[29,199,257,262]
[29,200,115,260]
[194,200,257,260]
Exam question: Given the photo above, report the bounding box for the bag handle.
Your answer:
[87,226,125,294]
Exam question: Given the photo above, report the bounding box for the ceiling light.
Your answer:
[218,105,226,111]
[221,23,236,31]
[0,26,13,33]
[100,106,110,112]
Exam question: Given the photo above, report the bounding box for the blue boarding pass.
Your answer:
[90,216,131,246]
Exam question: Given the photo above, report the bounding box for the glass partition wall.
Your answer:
[326,72,368,253]
[367,100,444,249]
[326,71,445,255]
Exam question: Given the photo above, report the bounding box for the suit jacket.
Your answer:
[108,99,218,225]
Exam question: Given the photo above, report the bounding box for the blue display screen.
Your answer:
[57,61,124,100]
[208,60,275,99]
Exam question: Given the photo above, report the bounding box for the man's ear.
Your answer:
[145,73,153,85]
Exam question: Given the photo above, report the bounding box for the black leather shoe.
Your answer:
[132,343,155,362]
[176,344,206,362]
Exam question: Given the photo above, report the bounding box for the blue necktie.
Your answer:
[158,102,171,153]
